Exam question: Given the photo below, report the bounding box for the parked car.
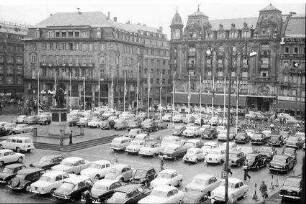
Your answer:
[282,147,297,162]
[201,141,219,156]
[160,136,185,152]
[172,125,186,136]
[279,176,302,201]
[104,164,133,182]
[183,148,205,163]
[211,178,248,203]
[124,128,143,139]
[76,117,90,127]
[0,163,26,184]
[269,134,285,146]
[11,124,33,134]
[8,167,45,191]
[160,143,187,160]
[16,115,28,124]
[110,136,132,151]
[67,115,79,127]
[114,119,128,130]
[155,120,168,130]
[3,123,17,134]
[127,119,141,130]
[30,155,64,170]
[235,132,250,144]
[139,141,162,157]
[150,169,183,188]
[285,136,304,149]
[182,125,202,137]
[51,157,91,174]
[141,119,158,132]
[0,137,35,153]
[107,184,151,204]
[185,174,220,198]
[88,118,103,128]
[138,185,185,204]
[134,133,150,141]
[205,148,225,165]
[26,115,40,125]
[250,133,269,145]
[262,129,272,138]
[162,114,172,122]
[131,167,157,187]
[201,128,217,139]
[216,125,227,133]
[100,121,111,130]
[80,160,111,180]
[81,179,122,203]
[269,155,296,173]
[52,175,93,201]
[125,139,146,154]
[0,127,9,137]
[257,146,277,162]
[217,130,235,141]
[229,149,245,167]
[29,170,72,195]
[245,129,255,138]
[172,114,184,123]
[0,149,24,167]
[244,153,267,171]
[184,139,203,149]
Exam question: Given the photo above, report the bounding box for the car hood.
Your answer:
[185,183,206,192]
[127,145,140,149]
[81,168,99,176]
[183,191,202,203]
[207,154,222,159]
[0,172,14,179]
[151,178,170,186]
[91,188,108,198]
[31,180,51,188]
[281,186,300,192]
[31,162,48,168]
[52,165,71,171]
[54,187,72,196]
[139,195,167,204]
[212,186,234,198]
[107,196,128,203]
[270,162,286,167]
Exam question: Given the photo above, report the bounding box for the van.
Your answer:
[0,137,35,153]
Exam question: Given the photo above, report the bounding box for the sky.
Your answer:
[0,0,305,38]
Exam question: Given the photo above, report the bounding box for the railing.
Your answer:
[40,62,95,68]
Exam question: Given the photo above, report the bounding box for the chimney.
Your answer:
[107,12,110,20]
[114,17,117,22]
[77,8,81,14]
[159,26,163,33]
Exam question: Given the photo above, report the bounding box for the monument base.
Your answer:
[48,107,70,138]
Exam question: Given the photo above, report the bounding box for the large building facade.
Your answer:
[170,4,305,116]
[0,21,28,98]
[24,11,170,110]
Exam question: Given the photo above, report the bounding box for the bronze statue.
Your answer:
[54,86,66,108]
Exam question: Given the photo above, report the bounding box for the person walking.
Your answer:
[223,163,233,176]
[259,181,268,200]
[243,160,251,181]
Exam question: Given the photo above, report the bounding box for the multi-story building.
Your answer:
[170,4,305,116]
[24,11,169,110]
[0,21,28,98]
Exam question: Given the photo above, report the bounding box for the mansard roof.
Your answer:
[171,11,183,25]
[259,4,281,13]
[284,15,305,37]
[209,17,258,30]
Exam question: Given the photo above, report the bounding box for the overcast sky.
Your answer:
[0,0,305,38]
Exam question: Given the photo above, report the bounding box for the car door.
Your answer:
[9,151,17,163]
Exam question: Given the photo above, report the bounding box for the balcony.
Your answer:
[253,76,276,83]
[40,62,95,68]
[260,64,269,69]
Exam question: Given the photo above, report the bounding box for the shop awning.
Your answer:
[276,101,305,111]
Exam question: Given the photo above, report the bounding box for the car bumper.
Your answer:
[269,167,287,172]
[110,147,125,151]
[183,157,197,163]
[206,159,221,164]
[139,152,154,156]
[235,140,247,144]
[126,149,139,154]
[29,189,49,195]
[251,141,264,144]
[162,154,175,159]
[279,193,300,200]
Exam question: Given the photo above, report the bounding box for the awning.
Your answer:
[276,101,305,111]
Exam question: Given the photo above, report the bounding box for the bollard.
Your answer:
[275,178,279,188]
[32,127,37,137]
[252,183,258,201]
[59,130,64,146]
[80,127,84,136]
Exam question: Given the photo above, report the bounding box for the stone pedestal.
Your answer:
[48,108,70,138]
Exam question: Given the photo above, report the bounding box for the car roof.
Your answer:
[93,160,111,165]
[42,170,67,178]
[152,185,176,192]
[0,149,13,153]
[6,136,32,140]
[94,179,118,187]
[18,168,44,174]
[62,157,83,162]
[5,163,25,169]
[64,175,90,184]
[135,166,155,171]
[160,169,177,174]
[166,143,180,148]
[111,163,129,169]
[194,173,215,180]
[115,184,142,193]
[273,154,289,159]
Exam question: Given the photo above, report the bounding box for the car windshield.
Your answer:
[157,173,171,179]
[150,190,167,197]
[272,156,286,163]
[24,139,32,143]
[187,149,198,154]
[131,141,141,145]
[39,157,51,163]
[284,179,300,188]
[134,169,147,179]
[94,183,108,191]
[88,163,102,169]
[220,181,235,189]
[2,167,14,173]
[39,176,52,182]
[58,182,75,191]
[61,161,73,166]
[186,127,198,131]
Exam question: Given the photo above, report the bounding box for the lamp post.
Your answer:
[37,70,40,114]
[81,76,85,111]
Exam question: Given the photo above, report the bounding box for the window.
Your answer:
[75,31,80,38]
[68,43,73,50]
[50,43,54,50]
[62,43,67,50]
[47,31,53,38]
[61,32,67,37]
[284,47,289,54]
[294,47,299,54]
[68,31,73,37]
[35,30,40,38]
[31,55,36,63]
[55,32,60,37]
[42,43,47,50]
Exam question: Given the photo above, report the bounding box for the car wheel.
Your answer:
[50,188,56,195]
[0,161,4,167]
[25,184,31,192]
[17,157,23,163]
[220,160,224,164]
[94,175,100,180]
[119,177,124,182]
[16,147,21,153]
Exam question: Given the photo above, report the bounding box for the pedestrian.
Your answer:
[223,163,233,176]
[259,181,268,200]
[243,160,251,181]
[160,157,164,172]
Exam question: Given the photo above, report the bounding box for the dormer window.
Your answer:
[35,30,40,38]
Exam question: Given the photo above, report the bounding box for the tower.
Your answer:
[170,9,184,40]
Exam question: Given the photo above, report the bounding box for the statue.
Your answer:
[54,86,66,108]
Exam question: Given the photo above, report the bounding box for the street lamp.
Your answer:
[80,76,85,111]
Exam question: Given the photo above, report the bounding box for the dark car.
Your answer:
[101,121,111,130]
[30,155,64,170]
[0,163,26,184]
[67,115,79,127]
[7,167,45,191]
[127,120,141,130]
[172,125,186,136]
[257,146,277,162]
[141,119,158,133]
[81,179,122,203]
[269,134,285,146]
[0,127,9,137]
[269,155,296,174]
[283,147,297,162]
[38,115,51,125]
[234,132,250,144]
[250,133,269,145]
[244,153,267,171]
[201,128,217,139]
[131,167,157,187]
[229,150,245,167]
[53,175,93,201]
[279,176,302,201]
[106,184,151,204]
[155,120,168,130]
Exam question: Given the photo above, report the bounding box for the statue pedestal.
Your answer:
[48,108,70,138]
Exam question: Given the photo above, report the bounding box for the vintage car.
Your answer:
[0,149,24,167]
[81,179,122,203]
[269,155,296,173]
[217,130,235,141]
[262,129,272,138]
[139,185,185,204]
[250,133,269,145]
[172,114,184,123]
[0,137,35,153]
[52,175,93,201]
[205,148,225,165]
[258,146,277,162]
[245,129,255,138]
[160,136,185,153]
[216,125,227,133]
[185,173,220,197]
[244,153,267,171]
[182,114,195,124]
[106,184,151,204]
[26,115,40,125]
[184,139,203,149]
[8,167,45,191]
[3,123,17,134]
[155,120,168,130]
[139,141,163,157]
[125,139,146,154]
[11,124,34,134]
[114,119,128,130]
[38,115,51,125]
[283,147,297,161]
[51,157,91,174]
[183,148,205,163]
[182,125,202,137]
[67,115,79,127]
[141,119,158,132]
[0,163,26,184]
[160,143,187,160]
[29,170,72,195]
[285,136,304,149]
[209,117,219,126]
[110,136,132,151]
[100,121,111,130]
[172,125,186,136]
[279,176,302,201]
[201,128,218,139]
[88,118,103,128]
[269,134,285,146]
[229,149,245,167]
[104,164,133,182]
[219,142,238,151]
[131,167,157,187]
[0,127,9,136]
[30,155,64,170]
[127,119,141,130]
[134,133,150,141]
[150,169,183,188]
[76,117,90,127]
[235,132,250,144]
[201,141,219,156]
[16,115,28,124]
[124,128,143,138]
[80,160,111,180]
[211,178,248,204]
[162,114,172,122]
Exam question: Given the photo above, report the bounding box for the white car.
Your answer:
[150,169,183,188]
[200,124,211,132]
[205,148,225,164]
[16,115,28,124]
[125,139,146,154]
[182,126,202,137]
[173,114,183,123]
[245,129,255,138]
[29,171,73,195]
[262,130,272,138]
[110,136,132,151]
[104,164,133,182]
[160,136,185,152]
[124,128,143,138]
[139,142,162,157]
[80,160,111,180]
[134,133,150,141]
[162,114,172,122]
[209,117,218,126]
[87,118,103,128]
[217,130,235,141]
[51,157,91,174]
[12,124,33,134]
[211,178,248,203]
[184,139,203,149]
[0,137,35,153]
[138,185,185,204]
[183,148,205,163]
[0,149,24,167]
[216,126,226,133]
[201,142,219,156]
[185,174,221,196]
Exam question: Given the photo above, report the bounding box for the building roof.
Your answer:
[171,11,183,25]
[0,22,28,35]
[259,4,281,12]
[209,17,258,30]
[188,6,208,18]
[284,16,305,38]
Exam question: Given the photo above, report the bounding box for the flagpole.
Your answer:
[212,75,215,118]
[199,75,202,124]
[172,72,175,128]
[70,71,72,111]
[124,72,126,112]
[236,76,239,134]
[160,72,163,120]
[223,76,226,124]
[37,70,40,114]
[111,72,114,109]
[188,74,191,124]
[83,76,85,111]
[147,72,150,118]
[136,61,139,116]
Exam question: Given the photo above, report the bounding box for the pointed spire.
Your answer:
[176,6,179,13]
[198,4,200,11]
